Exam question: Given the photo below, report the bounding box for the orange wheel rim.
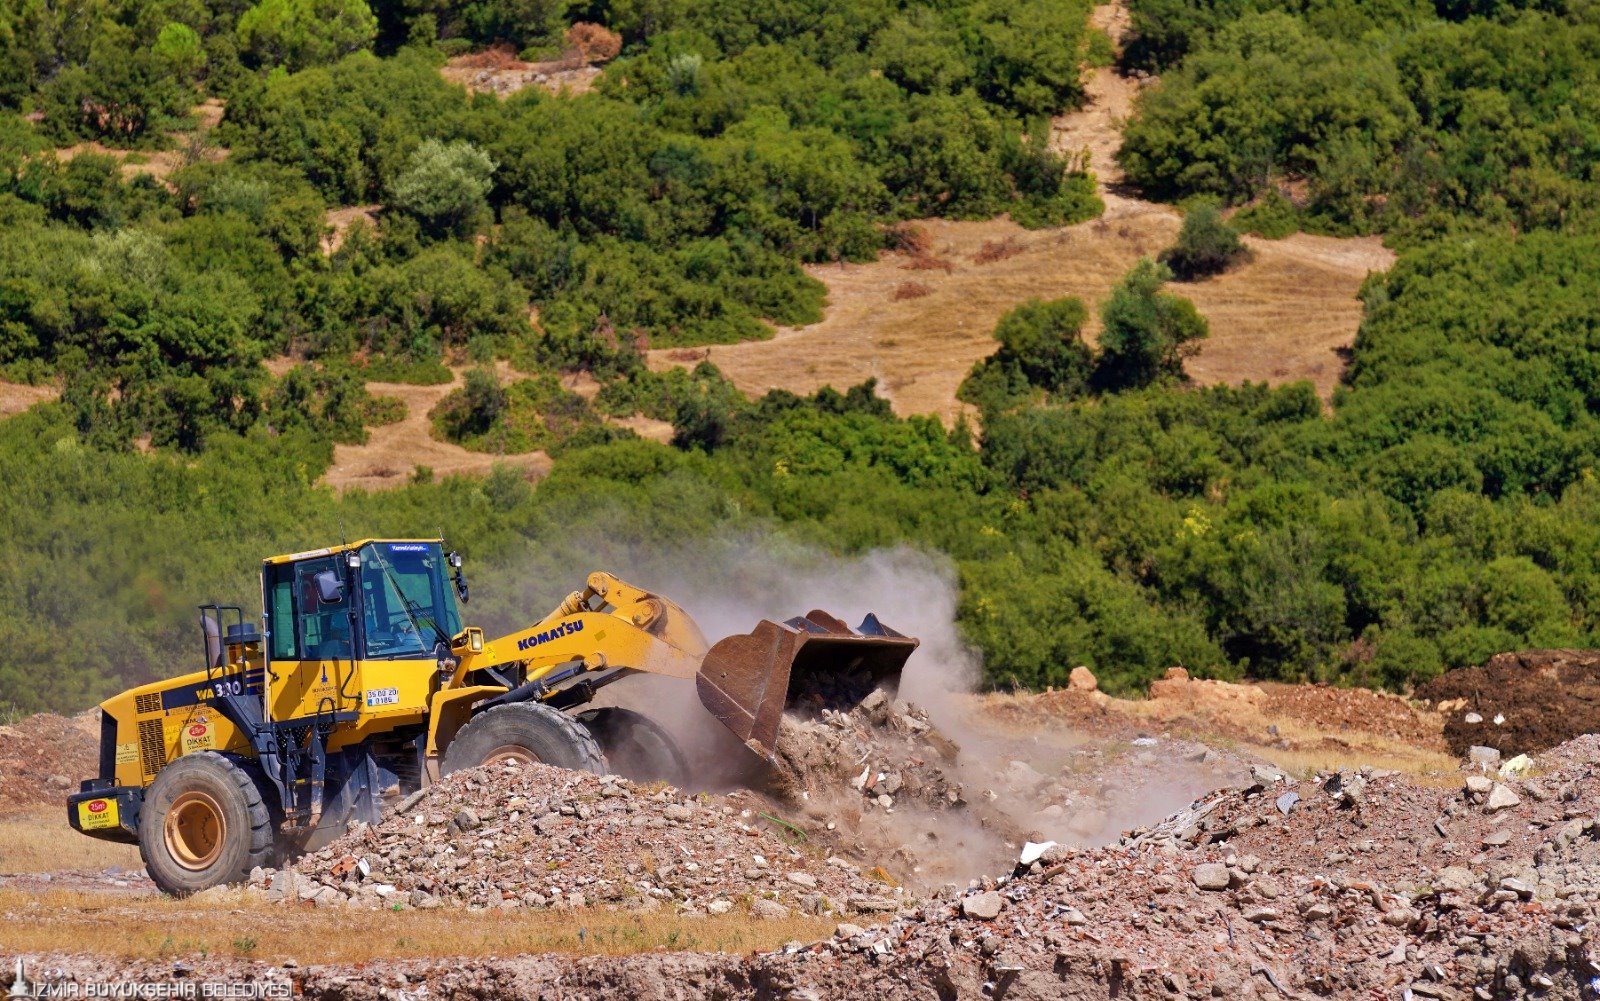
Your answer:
[484,744,538,766]
[164,791,226,870]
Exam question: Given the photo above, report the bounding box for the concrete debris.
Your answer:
[1467,745,1501,768]
[1500,753,1532,777]
[1018,841,1057,866]
[245,761,896,916]
[960,890,1003,920]
[1484,783,1522,812]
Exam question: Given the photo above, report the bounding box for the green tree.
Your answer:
[959,297,1092,412]
[390,139,496,238]
[1094,258,1208,391]
[237,0,378,71]
[153,23,206,83]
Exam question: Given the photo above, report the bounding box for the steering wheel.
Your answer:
[368,618,419,652]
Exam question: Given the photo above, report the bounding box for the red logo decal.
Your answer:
[187,724,207,737]
[87,799,107,813]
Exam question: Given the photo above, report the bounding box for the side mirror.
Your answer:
[449,551,469,604]
[313,570,345,604]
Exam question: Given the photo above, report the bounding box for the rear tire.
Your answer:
[139,752,273,897]
[441,702,607,776]
[577,707,691,789]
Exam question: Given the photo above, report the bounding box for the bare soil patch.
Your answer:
[322,363,551,492]
[441,44,603,97]
[53,99,229,184]
[320,205,380,254]
[980,671,1453,778]
[1417,649,1600,757]
[0,381,58,418]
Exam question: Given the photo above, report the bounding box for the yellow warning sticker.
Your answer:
[182,720,215,753]
[115,742,137,765]
[78,797,119,831]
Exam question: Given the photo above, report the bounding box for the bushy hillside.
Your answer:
[2,0,1599,716]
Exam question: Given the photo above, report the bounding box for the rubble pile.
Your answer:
[770,688,965,815]
[1130,734,1600,886]
[21,730,1600,999]
[245,760,905,918]
[769,686,1247,889]
[766,735,1600,1000]
[0,712,98,810]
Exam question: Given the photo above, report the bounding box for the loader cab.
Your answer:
[262,541,463,665]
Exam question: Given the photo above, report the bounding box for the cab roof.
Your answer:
[262,539,442,565]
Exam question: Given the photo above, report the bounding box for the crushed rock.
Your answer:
[0,712,99,809]
[23,734,1600,1000]
[246,760,903,917]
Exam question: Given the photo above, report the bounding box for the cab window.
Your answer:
[359,543,460,659]
[267,565,298,661]
[264,557,354,662]
[296,557,353,660]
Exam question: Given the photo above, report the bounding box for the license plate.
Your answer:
[365,687,399,707]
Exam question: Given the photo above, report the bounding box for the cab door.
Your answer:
[346,544,445,730]
[264,556,361,722]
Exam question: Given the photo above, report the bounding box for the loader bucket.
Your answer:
[695,611,919,761]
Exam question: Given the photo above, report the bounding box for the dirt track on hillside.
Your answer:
[321,362,551,491]
[647,1,1394,424]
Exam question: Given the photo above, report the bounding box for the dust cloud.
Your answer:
[482,525,1239,886]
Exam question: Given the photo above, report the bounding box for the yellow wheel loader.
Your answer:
[65,539,917,895]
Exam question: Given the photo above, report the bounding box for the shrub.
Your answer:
[959,297,1092,413]
[1231,190,1299,239]
[1094,258,1209,390]
[567,23,623,63]
[1159,202,1247,279]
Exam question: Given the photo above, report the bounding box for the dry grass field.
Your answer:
[0,887,837,960]
[0,812,139,874]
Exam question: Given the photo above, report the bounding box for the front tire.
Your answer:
[441,702,607,776]
[577,707,691,788]
[139,752,273,896]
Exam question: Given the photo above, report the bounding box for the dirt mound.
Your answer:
[1262,682,1446,750]
[1417,649,1600,756]
[0,713,98,811]
[250,760,904,918]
